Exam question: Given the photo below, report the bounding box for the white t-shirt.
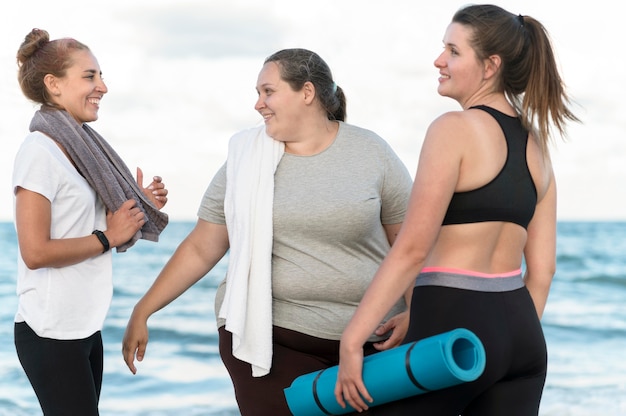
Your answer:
[12,131,113,340]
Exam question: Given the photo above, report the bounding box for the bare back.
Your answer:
[425,106,553,273]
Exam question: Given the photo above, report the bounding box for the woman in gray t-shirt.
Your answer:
[123,48,413,416]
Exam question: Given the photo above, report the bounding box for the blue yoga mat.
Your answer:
[284,328,485,416]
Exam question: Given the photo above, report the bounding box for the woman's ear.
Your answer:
[43,74,61,97]
[303,81,316,104]
[484,55,502,80]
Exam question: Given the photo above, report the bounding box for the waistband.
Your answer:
[415,267,524,292]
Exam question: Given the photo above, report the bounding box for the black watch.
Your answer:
[92,230,110,253]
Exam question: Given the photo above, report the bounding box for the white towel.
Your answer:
[220,124,284,377]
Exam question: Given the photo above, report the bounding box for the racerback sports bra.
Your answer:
[441,105,537,229]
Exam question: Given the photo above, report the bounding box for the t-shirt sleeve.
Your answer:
[12,137,61,202]
[197,162,227,224]
[380,143,413,225]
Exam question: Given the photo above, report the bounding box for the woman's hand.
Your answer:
[137,167,168,209]
[122,310,150,375]
[335,344,372,413]
[105,199,145,248]
[372,310,409,351]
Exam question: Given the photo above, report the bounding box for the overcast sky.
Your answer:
[1,0,624,221]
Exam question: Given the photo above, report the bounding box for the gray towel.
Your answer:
[29,105,168,252]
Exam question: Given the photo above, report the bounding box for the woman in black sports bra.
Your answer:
[336,4,579,415]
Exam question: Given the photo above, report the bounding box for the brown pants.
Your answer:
[219,325,377,416]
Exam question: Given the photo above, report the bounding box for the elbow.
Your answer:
[21,255,46,270]
[390,242,429,277]
[545,261,557,281]
[20,249,49,270]
[524,263,556,288]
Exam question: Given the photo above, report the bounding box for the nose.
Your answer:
[96,78,108,94]
[434,52,445,69]
[254,94,264,112]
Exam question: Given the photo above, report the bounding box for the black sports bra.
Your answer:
[441,105,537,229]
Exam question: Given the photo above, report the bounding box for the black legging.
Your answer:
[14,322,103,416]
[371,285,547,415]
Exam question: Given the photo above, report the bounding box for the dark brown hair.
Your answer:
[264,48,347,122]
[453,4,579,151]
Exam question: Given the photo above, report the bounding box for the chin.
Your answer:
[264,127,278,140]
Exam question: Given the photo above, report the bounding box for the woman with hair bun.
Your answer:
[12,28,168,416]
[123,48,413,415]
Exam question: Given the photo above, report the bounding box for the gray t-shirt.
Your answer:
[199,122,413,341]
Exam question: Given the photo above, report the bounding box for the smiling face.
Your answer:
[254,61,306,141]
[46,49,107,124]
[434,22,487,105]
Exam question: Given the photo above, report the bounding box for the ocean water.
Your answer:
[1,221,625,415]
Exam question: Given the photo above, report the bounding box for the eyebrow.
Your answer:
[256,82,275,91]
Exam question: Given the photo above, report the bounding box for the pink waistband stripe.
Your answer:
[421,266,522,278]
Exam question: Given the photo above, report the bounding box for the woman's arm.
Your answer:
[371,222,414,350]
[523,168,557,319]
[122,219,229,374]
[335,113,464,411]
[15,188,145,269]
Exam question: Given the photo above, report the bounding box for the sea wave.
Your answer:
[1,222,625,415]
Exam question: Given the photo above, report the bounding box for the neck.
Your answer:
[284,119,339,156]
[462,92,509,110]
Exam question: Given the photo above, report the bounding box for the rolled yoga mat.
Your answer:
[284,328,485,416]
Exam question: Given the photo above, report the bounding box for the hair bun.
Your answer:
[17,28,50,65]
